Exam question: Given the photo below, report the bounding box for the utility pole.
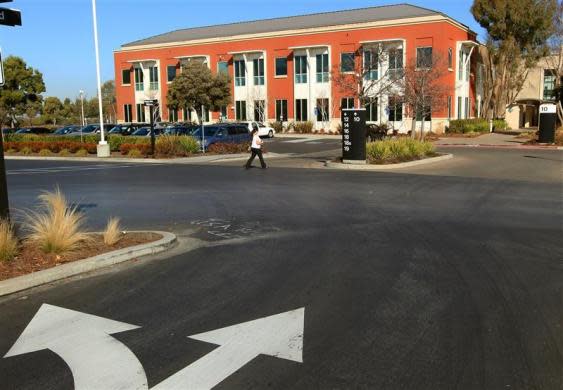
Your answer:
[0,0,22,220]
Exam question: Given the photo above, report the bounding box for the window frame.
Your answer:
[275,99,288,122]
[316,53,329,83]
[134,67,144,91]
[363,50,378,81]
[124,104,132,122]
[341,97,354,111]
[254,100,265,122]
[340,52,355,73]
[234,60,246,87]
[122,69,131,86]
[168,107,178,122]
[275,57,288,77]
[365,99,378,122]
[235,100,247,121]
[136,103,146,123]
[148,66,159,91]
[316,98,329,122]
[416,46,433,69]
[167,65,177,83]
[217,61,228,76]
[253,58,265,86]
[388,97,403,122]
[448,48,453,70]
[294,55,308,84]
[295,99,308,122]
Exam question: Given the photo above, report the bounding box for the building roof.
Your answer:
[121,3,466,49]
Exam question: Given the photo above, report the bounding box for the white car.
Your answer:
[243,121,275,138]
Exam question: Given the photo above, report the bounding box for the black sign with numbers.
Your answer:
[0,7,21,26]
[341,109,366,161]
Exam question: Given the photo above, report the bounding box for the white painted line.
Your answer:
[283,139,316,143]
[153,307,305,390]
[4,304,148,390]
[7,165,136,175]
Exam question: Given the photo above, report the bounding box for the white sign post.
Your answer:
[0,48,4,87]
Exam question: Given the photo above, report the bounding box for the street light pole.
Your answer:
[79,90,85,143]
[91,0,109,157]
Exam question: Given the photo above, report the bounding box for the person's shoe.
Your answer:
[262,166,268,169]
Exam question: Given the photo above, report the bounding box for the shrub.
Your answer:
[120,143,151,156]
[366,138,435,164]
[75,149,89,157]
[38,149,52,156]
[447,119,489,134]
[127,149,143,158]
[0,219,18,262]
[292,121,314,134]
[2,141,97,154]
[5,149,16,154]
[493,119,508,131]
[108,135,127,152]
[59,149,71,157]
[155,135,199,156]
[208,142,250,154]
[103,217,123,246]
[26,188,88,254]
[270,122,284,134]
[20,147,32,155]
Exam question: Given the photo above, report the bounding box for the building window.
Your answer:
[448,48,453,69]
[543,69,557,100]
[388,48,404,78]
[201,107,210,123]
[275,99,288,122]
[254,100,265,122]
[465,97,469,119]
[416,47,433,69]
[447,96,452,119]
[134,68,144,91]
[220,105,227,120]
[167,65,176,83]
[183,108,191,122]
[217,61,228,76]
[295,55,308,84]
[316,98,329,122]
[295,99,308,121]
[416,100,432,121]
[341,97,354,110]
[466,57,470,82]
[122,69,131,85]
[457,97,462,119]
[388,97,402,122]
[365,99,378,122]
[363,50,378,80]
[316,53,329,83]
[235,100,247,121]
[169,107,178,122]
[341,52,355,73]
[253,58,265,85]
[149,66,159,90]
[136,103,145,123]
[234,60,246,86]
[275,57,287,77]
[124,104,132,122]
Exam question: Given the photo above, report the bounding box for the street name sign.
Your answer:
[4,304,305,390]
[0,7,21,26]
[143,99,158,107]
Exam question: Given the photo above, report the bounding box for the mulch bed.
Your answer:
[0,232,161,281]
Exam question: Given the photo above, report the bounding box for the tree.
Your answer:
[101,80,116,123]
[43,96,64,125]
[402,53,449,140]
[0,56,45,128]
[167,61,231,124]
[472,0,557,119]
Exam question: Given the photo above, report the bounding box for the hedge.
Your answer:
[366,138,435,164]
[447,119,489,133]
[4,141,97,154]
[119,143,152,156]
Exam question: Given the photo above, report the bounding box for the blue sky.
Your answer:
[0,0,484,100]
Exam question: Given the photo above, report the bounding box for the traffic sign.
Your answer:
[143,99,158,107]
[0,7,21,26]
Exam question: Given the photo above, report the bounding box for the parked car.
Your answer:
[53,125,81,135]
[15,127,52,135]
[163,124,199,136]
[240,121,275,138]
[192,124,250,149]
[67,124,115,136]
[109,123,147,136]
[1,128,15,135]
[131,127,164,137]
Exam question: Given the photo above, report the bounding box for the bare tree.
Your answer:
[402,53,449,140]
[248,86,266,122]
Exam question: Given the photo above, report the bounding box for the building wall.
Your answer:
[114,18,477,133]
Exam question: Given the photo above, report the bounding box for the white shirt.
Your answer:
[251,134,261,149]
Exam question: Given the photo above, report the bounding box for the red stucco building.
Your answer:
[114,3,481,133]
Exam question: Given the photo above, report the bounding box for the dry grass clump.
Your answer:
[26,188,88,254]
[0,219,18,262]
[103,217,123,246]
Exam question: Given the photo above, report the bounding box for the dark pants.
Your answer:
[246,148,266,168]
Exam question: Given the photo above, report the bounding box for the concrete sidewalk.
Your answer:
[434,133,525,146]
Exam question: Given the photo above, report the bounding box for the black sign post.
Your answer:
[538,103,557,144]
[144,99,158,156]
[341,109,367,164]
[0,0,20,220]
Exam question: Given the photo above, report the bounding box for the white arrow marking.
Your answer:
[4,304,148,390]
[152,307,305,390]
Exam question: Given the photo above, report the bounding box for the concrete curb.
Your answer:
[0,231,176,297]
[435,143,561,150]
[324,153,453,170]
[276,133,341,140]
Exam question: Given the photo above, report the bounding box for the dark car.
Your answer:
[131,127,164,137]
[1,128,15,135]
[109,123,147,136]
[67,124,115,136]
[15,127,52,135]
[192,124,250,149]
[53,125,81,135]
[163,124,199,136]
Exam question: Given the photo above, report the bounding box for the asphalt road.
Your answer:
[0,148,561,389]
